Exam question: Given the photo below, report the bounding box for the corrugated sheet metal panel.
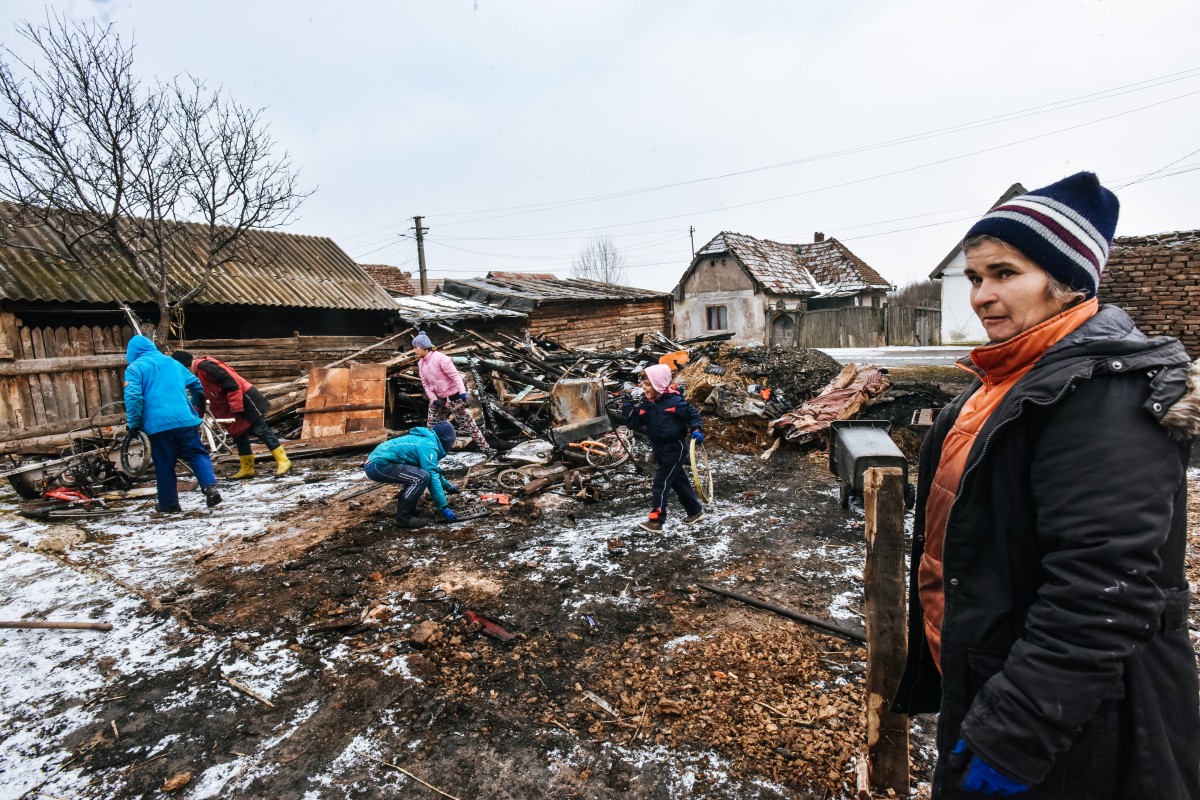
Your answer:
[394,292,528,325]
[0,204,398,311]
[472,274,670,302]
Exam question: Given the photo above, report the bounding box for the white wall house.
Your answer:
[674,231,891,346]
[930,183,1026,345]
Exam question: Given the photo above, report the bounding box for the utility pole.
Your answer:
[689,225,696,257]
[413,215,429,295]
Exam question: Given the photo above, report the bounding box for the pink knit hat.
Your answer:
[643,364,673,393]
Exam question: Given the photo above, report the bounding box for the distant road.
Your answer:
[818,346,973,368]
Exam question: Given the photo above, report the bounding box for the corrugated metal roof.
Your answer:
[443,274,669,311]
[0,204,398,311]
[361,264,416,296]
[697,231,890,296]
[393,292,528,326]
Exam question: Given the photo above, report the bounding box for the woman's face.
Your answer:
[413,345,430,358]
[965,240,1071,343]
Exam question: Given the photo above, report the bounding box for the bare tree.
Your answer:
[571,233,627,284]
[888,279,941,308]
[0,14,310,343]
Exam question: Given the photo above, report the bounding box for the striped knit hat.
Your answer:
[965,171,1119,299]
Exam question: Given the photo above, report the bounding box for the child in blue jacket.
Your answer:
[622,363,705,532]
[364,421,460,528]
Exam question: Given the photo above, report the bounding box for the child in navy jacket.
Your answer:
[622,363,705,532]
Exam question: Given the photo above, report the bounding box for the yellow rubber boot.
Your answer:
[271,446,292,477]
[232,454,256,480]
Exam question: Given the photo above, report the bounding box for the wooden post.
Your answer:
[863,466,909,793]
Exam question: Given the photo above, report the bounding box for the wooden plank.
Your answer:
[300,367,352,440]
[0,353,130,376]
[77,326,103,419]
[0,378,10,436]
[0,312,18,359]
[53,327,80,424]
[0,412,127,453]
[23,327,50,426]
[344,364,387,433]
[11,371,33,430]
[99,326,120,406]
[862,466,910,793]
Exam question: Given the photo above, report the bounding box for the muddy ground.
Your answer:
[2,366,1197,800]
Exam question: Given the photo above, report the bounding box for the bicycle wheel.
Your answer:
[689,438,714,503]
[119,430,153,480]
[585,432,630,469]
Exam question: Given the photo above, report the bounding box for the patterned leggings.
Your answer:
[427,397,492,453]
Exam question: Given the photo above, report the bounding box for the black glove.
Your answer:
[446,484,461,495]
[126,424,140,435]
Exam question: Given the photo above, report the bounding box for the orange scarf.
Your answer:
[919,298,1097,670]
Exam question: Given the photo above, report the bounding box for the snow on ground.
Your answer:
[0,467,364,800]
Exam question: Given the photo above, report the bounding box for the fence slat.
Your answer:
[22,327,49,426]
[53,327,80,423]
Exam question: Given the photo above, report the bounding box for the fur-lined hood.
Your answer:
[1162,359,1200,441]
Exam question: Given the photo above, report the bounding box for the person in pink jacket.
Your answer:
[412,331,495,457]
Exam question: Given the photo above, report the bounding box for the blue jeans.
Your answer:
[149,426,217,508]
[364,461,430,521]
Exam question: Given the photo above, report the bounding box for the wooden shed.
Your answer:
[441,273,672,350]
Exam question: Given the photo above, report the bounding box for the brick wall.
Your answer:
[1098,231,1200,358]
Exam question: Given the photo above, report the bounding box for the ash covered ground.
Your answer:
[2,366,1196,800]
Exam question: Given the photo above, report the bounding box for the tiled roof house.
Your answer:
[673,231,891,345]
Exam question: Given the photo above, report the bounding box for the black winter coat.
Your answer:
[892,306,1200,799]
[623,391,702,456]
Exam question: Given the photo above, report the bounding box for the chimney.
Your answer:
[814,232,825,243]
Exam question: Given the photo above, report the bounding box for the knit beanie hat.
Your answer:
[412,331,433,350]
[432,421,456,449]
[171,350,194,369]
[643,363,673,393]
[965,171,1119,300]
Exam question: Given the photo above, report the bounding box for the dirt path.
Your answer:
[3,378,1194,798]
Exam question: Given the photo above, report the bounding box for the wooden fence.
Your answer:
[778,305,941,349]
[0,312,401,454]
[0,313,135,451]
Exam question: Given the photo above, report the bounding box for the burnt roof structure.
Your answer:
[442,273,668,312]
[682,231,891,298]
[393,292,528,327]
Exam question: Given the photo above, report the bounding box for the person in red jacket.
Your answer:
[171,350,292,479]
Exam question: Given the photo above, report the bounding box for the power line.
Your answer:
[331,67,1200,244]
[430,68,1200,227]
[434,88,1200,241]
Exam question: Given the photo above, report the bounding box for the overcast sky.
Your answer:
[3,0,1199,294]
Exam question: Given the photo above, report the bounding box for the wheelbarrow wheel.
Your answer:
[119,429,153,480]
[689,438,714,504]
[497,469,530,491]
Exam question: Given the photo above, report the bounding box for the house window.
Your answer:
[706,305,728,331]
